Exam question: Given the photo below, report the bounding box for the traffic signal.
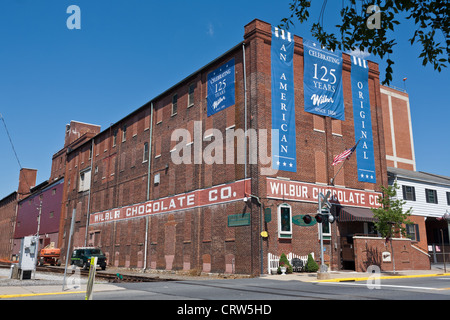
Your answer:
[302,214,312,224]
[302,212,335,225]
[315,214,323,223]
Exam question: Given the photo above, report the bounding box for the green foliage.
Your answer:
[371,183,413,240]
[305,253,319,273]
[277,253,293,274]
[280,0,449,85]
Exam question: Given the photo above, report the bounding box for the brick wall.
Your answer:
[380,86,415,170]
[0,192,17,260]
[353,236,430,272]
[58,19,394,275]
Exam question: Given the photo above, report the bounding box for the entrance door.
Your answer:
[341,235,355,270]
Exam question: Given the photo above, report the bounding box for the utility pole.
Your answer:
[34,197,42,279]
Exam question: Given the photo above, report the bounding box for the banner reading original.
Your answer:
[266,177,382,208]
[90,179,251,225]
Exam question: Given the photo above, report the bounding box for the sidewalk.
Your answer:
[261,264,450,282]
[0,283,124,299]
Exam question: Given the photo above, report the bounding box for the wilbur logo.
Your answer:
[212,96,226,110]
[311,94,335,106]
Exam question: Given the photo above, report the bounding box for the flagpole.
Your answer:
[330,138,362,186]
[330,160,346,186]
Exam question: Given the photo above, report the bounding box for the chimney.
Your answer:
[17,168,37,200]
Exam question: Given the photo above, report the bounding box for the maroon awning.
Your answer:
[338,206,377,223]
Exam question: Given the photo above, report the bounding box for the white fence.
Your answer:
[267,252,314,274]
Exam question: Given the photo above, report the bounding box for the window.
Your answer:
[122,125,127,142]
[78,169,91,192]
[113,129,118,147]
[406,224,420,242]
[425,189,438,204]
[447,192,450,205]
[143,142,149,162]
[278,204,292,238]
[321,214,332,237]
[172,94,178,115]
[188,83,195,107]
[402,185,416,201]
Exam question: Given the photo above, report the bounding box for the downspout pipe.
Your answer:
[144,102,154,271]
[84,138,94,247]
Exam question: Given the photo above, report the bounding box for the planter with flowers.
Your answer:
[277,253,293,275]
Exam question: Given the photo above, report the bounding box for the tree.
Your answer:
[280,0,449,85]
[305,253,319,272]
[371,183,413,272]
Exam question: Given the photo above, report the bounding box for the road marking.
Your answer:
[0,290,85,299]
[318,281,440,291]
[315,273,450,283]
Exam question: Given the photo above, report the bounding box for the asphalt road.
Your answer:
[10,274,450,301]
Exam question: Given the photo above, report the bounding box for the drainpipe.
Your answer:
[242,42,248,180]
[84,138,94,247]
[144,102,154,271]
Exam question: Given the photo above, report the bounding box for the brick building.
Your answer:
[12,178,64,260]
[380,85,416,171]
[55,19,432,276]
[0,168,37,261]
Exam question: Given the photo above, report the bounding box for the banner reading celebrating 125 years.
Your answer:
[271,26,297,172]
[303,39,345,120]
[207,59,235,117]
[351,56,376,183]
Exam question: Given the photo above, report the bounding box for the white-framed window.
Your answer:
[188,83,195,108]
[172,94,178,116]
[143,142,149,162]
[321,215,332,237]
[278,203,292,239]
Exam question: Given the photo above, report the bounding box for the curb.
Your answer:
[315,272,450,283]
[0,290,85,299]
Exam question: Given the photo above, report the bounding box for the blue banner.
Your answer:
[303,39,344,120]
[207,59,235,117]
[271,26,297,172]
[351,56,376,183]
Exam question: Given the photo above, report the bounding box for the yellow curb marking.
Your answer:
[315,273,450,283]
[0,290,85,299]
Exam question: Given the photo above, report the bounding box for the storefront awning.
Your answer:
[338,206,377,223]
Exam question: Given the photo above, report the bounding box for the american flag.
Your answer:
[332,140,360,166]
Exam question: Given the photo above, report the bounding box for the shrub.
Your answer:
[277,253,293,274]
[305,253,319,272]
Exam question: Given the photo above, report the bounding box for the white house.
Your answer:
[388,167,450,263]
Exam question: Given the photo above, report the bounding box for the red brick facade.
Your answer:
[53,19,392,275]
[380,86,416,170]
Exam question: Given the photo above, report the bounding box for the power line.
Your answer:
[0,112,23,170]
[0,112,33,193]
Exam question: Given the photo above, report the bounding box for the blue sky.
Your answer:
[0,0,449,199]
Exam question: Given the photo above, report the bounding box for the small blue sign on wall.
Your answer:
[207,59,236,117]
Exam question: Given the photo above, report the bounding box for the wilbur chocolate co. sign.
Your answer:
[266,178,382,208]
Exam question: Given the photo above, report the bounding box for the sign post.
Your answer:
[62,208,76,291]
[318,192,331,273]
[85,256,98,300]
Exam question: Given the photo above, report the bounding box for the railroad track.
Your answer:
[1,263,174,283]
